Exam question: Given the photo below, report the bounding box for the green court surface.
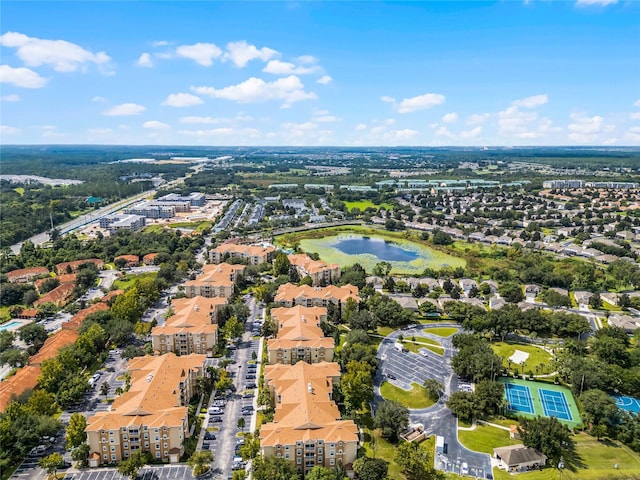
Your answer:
[499,377,582,429]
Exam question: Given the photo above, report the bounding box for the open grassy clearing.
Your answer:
[113,272,158,290]
[379,381,435,409]
[458,424,521,454]
[343,200,393,211]
[491,342,553,373]
[168,221,212,232]
[423,327,458,337]
[377,326,396,337]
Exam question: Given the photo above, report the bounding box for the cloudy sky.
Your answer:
[1,1,639,146]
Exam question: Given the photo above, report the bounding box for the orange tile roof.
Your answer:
[152,296,223,336]
[288,254,340,275]
[115,255,139,263]
[142,253,158,264]
[34,281,75,307]
[184,263,245,288]
[0,365,42,412]
[267,306,333,351]
[5,267,50,282]
[213,244,275,257]
[35,274,76,292]
[274,283,360,304]
[87,353,205,432]
[55,259,104,274]
[29,329,79,366]
[101,289,125,304]
[64,303,109,331]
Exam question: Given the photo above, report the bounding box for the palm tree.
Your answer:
[187,451,214,477]
[237,417,245,433]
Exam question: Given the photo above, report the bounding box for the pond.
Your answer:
[298,233,465,275]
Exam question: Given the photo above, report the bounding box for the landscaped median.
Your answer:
[400,336,444,355]
[379,381,436,409]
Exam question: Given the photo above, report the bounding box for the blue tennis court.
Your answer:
[539,389,572,421]
[505,383,534,414]
[615,395,640,415]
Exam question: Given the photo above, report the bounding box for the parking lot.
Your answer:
[64,465,196,480]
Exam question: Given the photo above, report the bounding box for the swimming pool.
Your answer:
[0,321,21,332]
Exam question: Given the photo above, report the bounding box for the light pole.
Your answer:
[558,456,565,480]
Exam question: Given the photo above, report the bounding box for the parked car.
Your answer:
[242,392,254,398]
[461,462,469,475]
[204,432,216,440]
[245,374,256,380]
[385,373,397,380]
[420,350,428,357]
[209,416,222,423]
[245,383,257,389]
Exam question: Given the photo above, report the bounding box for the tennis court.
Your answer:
[499,378,582,428]
[615,395,640,415]
[539,388,572,421]
[504,383,535,414]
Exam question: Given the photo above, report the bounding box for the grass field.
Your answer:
[491,342,553,374]
[458,424,521,454]
[344,200,393,211]
[423,327,458,337]
[113,272,158,290]
[401,336,443,355]
[379,381,436,409]
[491,434,640,480]
[168,221,212,233]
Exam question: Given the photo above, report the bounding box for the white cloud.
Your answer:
[386,129,419,141]
[192,75,316,105]
[137,53,153,68]
[459,126,482,139]
[630,112,640,120]
[143,121,170,129]
[467,113,490,125]
[224,41,278,67]
[176,42,222,66]
[1,94,20,102]
[0,31,110,73]
[263,60,320,75]
[0,65,48,88]
[92,96,106,103]
[162,92,203,107]
[178,127,261,138]
[0,125,20,135]
[435,126,454,139]
[316,75,332,85]
[384,118,396,126]
[355,123,367,131]
[296,55,317,65]
[512,94,548,108]
[634,99,640,107]
[442,112,458,123]
[567,112,614,143]
[624,126,640,142]
[102,103,146,116]
[386,93,446,114]
[152,40,170,47]
[576,0,617,6]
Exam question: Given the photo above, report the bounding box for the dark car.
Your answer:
[245,374,256,379]
[242,392,254,398]
[210,416,222,423]
[385,373,397,380]
[242,409,253,416]
[204,432,216,440]
[202,442,210,449]
[245,383,257,389]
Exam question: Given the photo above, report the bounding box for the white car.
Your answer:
[461,462,469,475]
[420,350,429,357]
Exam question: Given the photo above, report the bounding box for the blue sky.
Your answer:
[1,1,639,146]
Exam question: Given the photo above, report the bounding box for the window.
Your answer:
[164,451,168,457]
[111,454,116,461]
[156,452,161,458]
[164,443,168,448]
[102,446,107,452]
[123,435,128,440]
[330,459,335,465]
[124,443,128,448]
[297,449,302,456]
[297,458,301,464]
[155,436,159,441]
[110,446,115,452]
[144,442,149,448]
[156,443,160,450]
[318,448,323,455]
[103,454,108,460]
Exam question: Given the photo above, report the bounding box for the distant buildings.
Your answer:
[157,192,206,207]
[86,353,205,466]
[543,179,638,189]
[99,214,146,234]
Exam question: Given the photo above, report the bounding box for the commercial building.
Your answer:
[210,243,275,265]
[259,361,359,477]
[267,306,334,365]
[86,353,206,466]
[183,263,245,299]
[151,296,225,356]
[157,192,206,207]
[288,254,340,286]
[125,201,176,219]
[274,284,360,313]
[99,214,146,234]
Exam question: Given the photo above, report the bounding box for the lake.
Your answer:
[297,233,465,275]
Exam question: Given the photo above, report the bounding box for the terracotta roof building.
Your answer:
[115,255,140,267]
[274,284,360,313]
[34,281,76,308]
[5,267,49,284]
[142,253,159,265]
[101,290,125,304]
[210,243,276,265]
[151,296,225,356]
[55,259,104,274]
[288,254,341,286]
[184,263,245,299]
[64,303,109,331]
[86,353,206,467]
[260,361,359,477]
[267,306,334,365]
[0,365,42,412]
[35,274,76,293]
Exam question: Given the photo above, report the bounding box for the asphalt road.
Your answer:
[375,323,493,479]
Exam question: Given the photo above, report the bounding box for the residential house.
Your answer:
[143,253,159,265]
[86,353,205,466]
[288,254,341,286]
[151,296,225,356]
[35,274,75,293]
[260,361,359,478]
[183,263,245,299]
[267,306,334,365]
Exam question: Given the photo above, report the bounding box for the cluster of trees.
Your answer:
[447,380,505,423]
[450,334,502,383]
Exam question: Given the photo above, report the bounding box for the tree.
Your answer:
[252,455,298,480]
[432,229,453,245]
[65,413,87,449]
[118,451,150,479]
[423,378,443,402]
[222,316,244,341]
[499,282,524,303]
[589,292,603,309]
[273,252,291,277]
[474,380,505,417]
[619,293,631,310]
[19,323,48,348]
[352,456,389,480]
[374,400,409,443]
[580,389,619,428]
[373,261,392,277]
[446,391,476,422]
[342,360,374,413]
[0,347,29,367]
[0,330,15,352]
[306,466,345,480]
[518,416,574,466]
[38,277,60,294]
[100,382,109,399]
[239,433,260,461]
[395,441,443,480]
[187,450,213,477]
[71,443,90,468]
[237,417,245,433]
[348,310,376,331]
[39,452,64,479]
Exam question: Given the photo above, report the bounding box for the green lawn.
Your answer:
[0,306,12,322]
[113,272,158,290]
[601,301,622,312]
[491,342,553,374]
[143,224,165,234]
[423,327,458,337]
[344,200,393,211]
[401,336,443,355]
[168,221,212,232]
[491,434,640,480]
[379,381,435,409]
[458,424,520,454]
[377,326,396,337]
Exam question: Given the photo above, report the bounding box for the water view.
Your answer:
[333,237,419,262]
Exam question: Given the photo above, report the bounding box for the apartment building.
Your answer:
[5,266,49,283]
[210,243,275,265]
[274,284,360,313]
[267,306,334,365]
[151,296,225,356]
[183,263,245,299]
[260,361,359,477]
[55,259,104,274]
[98,214,146,234]
[86,353,205,466]
[288,254,341,286]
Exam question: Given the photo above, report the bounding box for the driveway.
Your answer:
[375,323,493,478]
